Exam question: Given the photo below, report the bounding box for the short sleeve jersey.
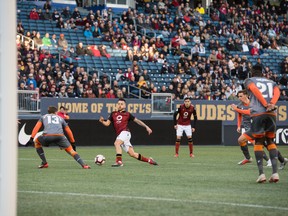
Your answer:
[237,102,251,128]
[244,77,277,115]
[177,104,196,126]
[40,114,67,135]
[108,111,135,136]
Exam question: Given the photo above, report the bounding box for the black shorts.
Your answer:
[37,135,71,148]
[249,114,277,138]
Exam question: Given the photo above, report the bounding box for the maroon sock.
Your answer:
[188,142,193,154]
[116,154,122,163]
[175,142,180,154]
[138,154,149,162]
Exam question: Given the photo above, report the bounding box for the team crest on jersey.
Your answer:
[116,115,122,124]
[183,112,189,118]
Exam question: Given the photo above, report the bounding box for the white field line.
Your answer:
[18,190,288,211]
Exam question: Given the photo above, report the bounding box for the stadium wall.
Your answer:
[18,120,222,146]
[40,98,288,125]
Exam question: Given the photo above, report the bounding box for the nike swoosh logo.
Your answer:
[18,123,43,145]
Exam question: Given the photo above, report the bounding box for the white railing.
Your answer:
[18,33,35,49]
[18,90,40,112]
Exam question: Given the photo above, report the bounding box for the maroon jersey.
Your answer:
[108,111,135,136]
[174,104,197,126]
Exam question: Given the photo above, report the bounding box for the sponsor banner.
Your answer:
[223,125,288,146]
[18,120,222,146]
[40,98,288,125]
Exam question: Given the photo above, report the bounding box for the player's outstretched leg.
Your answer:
[65,145,90,169]
[128,147,158,165]
[35,140,48,168]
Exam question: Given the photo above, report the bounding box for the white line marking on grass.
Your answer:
[18,190,288,211]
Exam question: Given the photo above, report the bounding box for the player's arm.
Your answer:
[237,113,242,133]
[64,126,75,143]
[246,83,268,107]
[267,86,280,111]
[31,121,42,138]
[173,108,180,128]
[234,107,250,115]
[134,118,152,135]
[26,121,42,145]
[191,109,197,131]
[99,116,111,126]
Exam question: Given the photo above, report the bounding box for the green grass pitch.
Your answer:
[18,145,288,216]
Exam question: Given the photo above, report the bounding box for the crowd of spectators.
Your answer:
[17,0,288,101]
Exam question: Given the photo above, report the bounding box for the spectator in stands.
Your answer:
[58,86,68,98]
[281,57,288,74]
[17,21,25,35]
[26,74,37,89]
[72,7,82,21]
[33,32,43,49]
[57,33,68,48]
[42,33,52,47]
[250,44,259,56]
[43,9,52,20]
[56,17,65,28]
[83,24,93,38]
[279,89,288,101]
[61,6,71,19]
[50,34,57,48]
[29,8,39,20]
[52,9,61,21]
[99,45,111,58]
[43,0,52,10]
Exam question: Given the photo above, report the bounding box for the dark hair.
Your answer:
[118,98,126,103]
[184,97,191,101]
[252,65,263,77]
[59,106,67,110]
[237,90,247,97]
[48,106,58,114]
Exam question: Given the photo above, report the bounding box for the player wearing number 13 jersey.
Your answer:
[26,106,90,169]
[243,65,280,183]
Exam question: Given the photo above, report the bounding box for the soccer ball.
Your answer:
[95,154,106,165]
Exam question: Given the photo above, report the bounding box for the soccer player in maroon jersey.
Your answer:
[99,98,158,167]
[56,106,77,151]
[173,97,197,158]
[26,106,90,169]
[243,65,280,183]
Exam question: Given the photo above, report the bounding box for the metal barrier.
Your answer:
[18,90,40,112]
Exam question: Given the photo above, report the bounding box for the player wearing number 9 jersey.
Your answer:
[243,65,280,183]
[26,106,90,169]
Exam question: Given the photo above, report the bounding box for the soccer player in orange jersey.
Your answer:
[243,65,280,183]
[26,106,90,169]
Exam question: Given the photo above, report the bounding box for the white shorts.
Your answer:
[176,125,192,137]
[116,131,132,152]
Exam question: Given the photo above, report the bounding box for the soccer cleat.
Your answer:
[148,158,158,165]
[269,173,279,183]
[82,165,91,169]
[256,174,267,183]
[266,159,272,167]
[279,158,288,170]
[238,158,252,165]
[38,163,49,169]
[190,153,195,158]
[111,161,123,167]
[174,153,179,158]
